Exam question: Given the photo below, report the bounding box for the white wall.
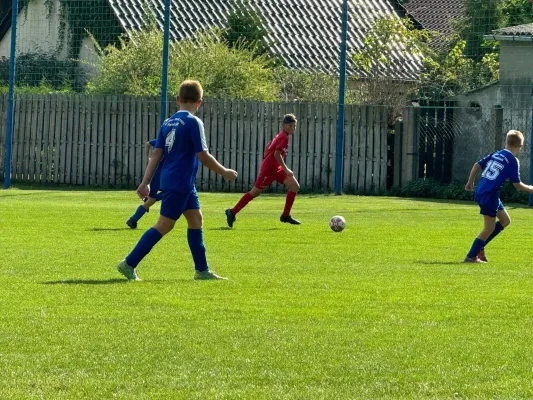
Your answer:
[0,0,68,58]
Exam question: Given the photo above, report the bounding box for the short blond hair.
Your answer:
[506,130,524,148]
[178,80,203,104]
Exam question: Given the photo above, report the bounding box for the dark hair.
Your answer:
[282,113,297,124]
[178,80,203,103]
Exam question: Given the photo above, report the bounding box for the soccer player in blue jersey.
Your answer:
[117,80,238,280]
[464,130,533,263]
[126,139,164,229]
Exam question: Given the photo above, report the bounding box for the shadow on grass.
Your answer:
[91,228,132,232]
[416,260,465,265]
[42,278,196,285]
[208,226,282,231]
[43,279,127,285]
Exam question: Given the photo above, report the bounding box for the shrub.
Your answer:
[87,28,278,101]
[392,178,529,205]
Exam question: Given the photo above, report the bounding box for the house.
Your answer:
[0,0,423,83]
[402,0,467,50]
[451,23,533,183]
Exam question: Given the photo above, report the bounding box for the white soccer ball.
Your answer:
[329,215,346,232]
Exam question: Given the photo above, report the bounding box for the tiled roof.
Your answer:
[108,0,423,81]
[402,0,466,50]
[492,23,533,37]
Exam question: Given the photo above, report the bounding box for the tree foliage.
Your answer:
[222,4,269,57]
[86,28,278,101]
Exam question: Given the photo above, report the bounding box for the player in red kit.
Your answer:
[225,113,301,227]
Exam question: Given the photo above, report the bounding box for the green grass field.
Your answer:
[2,188,533,399]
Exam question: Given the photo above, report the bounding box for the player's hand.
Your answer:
[529,185,533,194]
[465,181,474,191]
[136,183,150,200]
[223,169,238,181]
[285,169,294,178]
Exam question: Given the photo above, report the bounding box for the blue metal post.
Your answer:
[3,0,18,189]
[160,0,171,126]
[335,0,348,195]
[529,85,533,206]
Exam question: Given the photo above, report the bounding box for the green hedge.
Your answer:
[389,178,530,204]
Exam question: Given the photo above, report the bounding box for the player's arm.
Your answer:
[197,151,237,181]
[144,141,153,163]
[465,162,481,191]
[136,148,163,199]
[274,150,293,178]
[512,182,533,193]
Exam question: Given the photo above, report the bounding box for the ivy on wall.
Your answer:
[23,0,122,60]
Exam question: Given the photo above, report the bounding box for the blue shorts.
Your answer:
[160,188,200,221]
[475,192,504,217]
[149,168,162,199]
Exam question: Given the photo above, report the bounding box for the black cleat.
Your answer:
[126,219,137,229]
[225,209,236,228]
[280,214,301,225]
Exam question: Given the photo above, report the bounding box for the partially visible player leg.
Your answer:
[126,196,157,229]
[478,206,510,262]
[184,206,227,280]
[226,183,264,227]
[280,175,301,225]
[465,215,496,263]
[118,215,175,280]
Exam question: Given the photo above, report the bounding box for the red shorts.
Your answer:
[254,166,287,189]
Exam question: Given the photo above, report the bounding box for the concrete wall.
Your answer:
[452,84,503,182]
[0,0,67,58]
[450,39,533,184]
[0,0,100,83]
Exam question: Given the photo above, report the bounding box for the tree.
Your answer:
[222,4,268,57]
[86,27,278,101]
[352,16,432,117]
[502,0,533,26]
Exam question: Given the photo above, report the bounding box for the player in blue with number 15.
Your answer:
[464,130,533,263]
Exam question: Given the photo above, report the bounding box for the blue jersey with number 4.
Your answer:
[155,110,208,192]
[475,149,520,196]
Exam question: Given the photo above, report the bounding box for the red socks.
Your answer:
[232,192,254,215]
[283,191,297,216]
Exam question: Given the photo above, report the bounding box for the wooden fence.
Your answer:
[0,94,390,193]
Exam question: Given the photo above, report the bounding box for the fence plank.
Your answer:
[29,96,40,182]
[313,104,322,191]
[357,106,367,191]
[125,97,135,187]
[71,95,81,185]
[380,108,388,191]
[365,107,375,192]
[343,105,353,191]
[33,96,45,183]
[372,107,382,192]
[0,95,6,179]
[82,96,91,186]
[21,96,32,181]
[41,95,52,183]
[329,104,337,191]
[90,96,99,186]
[96,97,106,186]
[52,96,63,183]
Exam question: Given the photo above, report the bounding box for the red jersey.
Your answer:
[261,130,289,171]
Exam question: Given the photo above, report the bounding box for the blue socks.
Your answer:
[124,227,208,271]
[187,228,208,272]
[130,205,147,223]
[484,221,504,246]
[467,238,486,259]
[126,228,163,268]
